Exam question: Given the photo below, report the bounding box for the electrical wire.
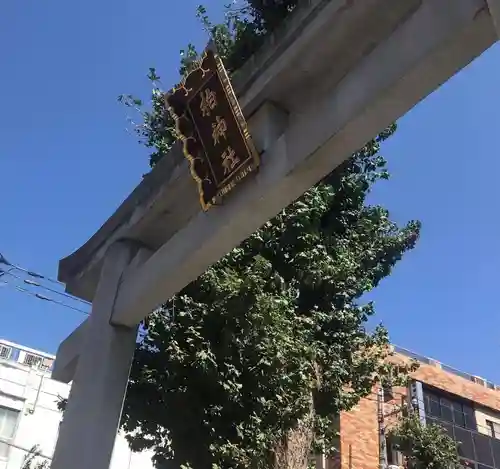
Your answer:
[0,436,52,461]
[0,278,89,315]
[0,251,64,286]
[0,269,91,306]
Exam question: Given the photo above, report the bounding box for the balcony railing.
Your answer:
[427,416,500,469]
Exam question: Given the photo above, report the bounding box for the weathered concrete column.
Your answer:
[51,242,150,469]
[487,0,500,37]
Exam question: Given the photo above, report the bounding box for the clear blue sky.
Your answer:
[1,1,499,383]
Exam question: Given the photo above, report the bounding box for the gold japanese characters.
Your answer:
[165,49,260,211]
[211,115,227,145]
[200,88,217,117]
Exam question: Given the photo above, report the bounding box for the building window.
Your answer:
[21,353,53,372]
[486,420,500,439]
[423,387,476,430]
[0,407,19,459]
[23,353,43,368]
[39,358,53,372]
[386,442,404,467]
[0,346,11,360]
[423,386,500,469]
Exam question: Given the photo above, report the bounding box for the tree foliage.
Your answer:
[121,123,420,469]
[120,2,422,469]
[21,446,50,469]
[118,0,301,169]
[389,411,461,469]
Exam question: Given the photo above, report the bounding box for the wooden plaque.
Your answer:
[166,49,260,211]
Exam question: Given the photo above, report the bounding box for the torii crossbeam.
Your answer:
[50,1,500,469]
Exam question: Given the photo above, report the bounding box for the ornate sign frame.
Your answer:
[165,48,260,211]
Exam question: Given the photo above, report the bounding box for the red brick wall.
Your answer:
[412,362,500,412]
[334,353,500,469]
[389,354,500,411]
[338,393,379,469]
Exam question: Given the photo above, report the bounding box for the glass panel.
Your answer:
[490,437,500,467]
[455,427,475,461]
[493,422,500,440]
[473,433,494,466]
[463,404,475,417]
[423,388,434,399]
[454,409,466,428]
[464,406,477,431]
[485,421,494,437]
[441,404,453,423]
[465,413,478,431]
[441,397,453,408]
[441,421,455,439]
[429,398,441,418]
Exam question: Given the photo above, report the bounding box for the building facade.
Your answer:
[0,340,154,469]
[336,346,500,469]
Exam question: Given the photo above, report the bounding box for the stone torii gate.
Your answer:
[50,1,500,468]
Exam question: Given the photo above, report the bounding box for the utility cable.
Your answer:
[0,436,52,461]
[0,269,91,306]
[0,251,64,286]
[0,278,89,315]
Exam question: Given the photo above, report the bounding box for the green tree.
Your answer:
[21,446,50,469]
[118,1,303,169]
[121,125,420,469]
[120,2,421,469]
[389,411,461,469]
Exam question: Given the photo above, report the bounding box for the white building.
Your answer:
[0,340,155,469]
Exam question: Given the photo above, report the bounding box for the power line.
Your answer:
[0,436,52,462]
[0,252,64,286]
[0,269,91,306]
[0,278,89,316]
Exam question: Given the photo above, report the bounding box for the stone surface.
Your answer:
[51,243,149,469]
[111,0,497,328]
[57,0,426,303]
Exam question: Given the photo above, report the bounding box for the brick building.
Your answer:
[333,346,500,469]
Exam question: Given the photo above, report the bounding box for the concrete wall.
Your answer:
[0,357,69,469]
[0,346,155,469]
[476,406,500,437]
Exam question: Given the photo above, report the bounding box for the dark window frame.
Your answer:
[423,385,477,430]
[421,385,500,469]
[487,420,500,440]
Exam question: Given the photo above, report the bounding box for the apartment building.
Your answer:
[0,339,154,469]
[336,346,500,469]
